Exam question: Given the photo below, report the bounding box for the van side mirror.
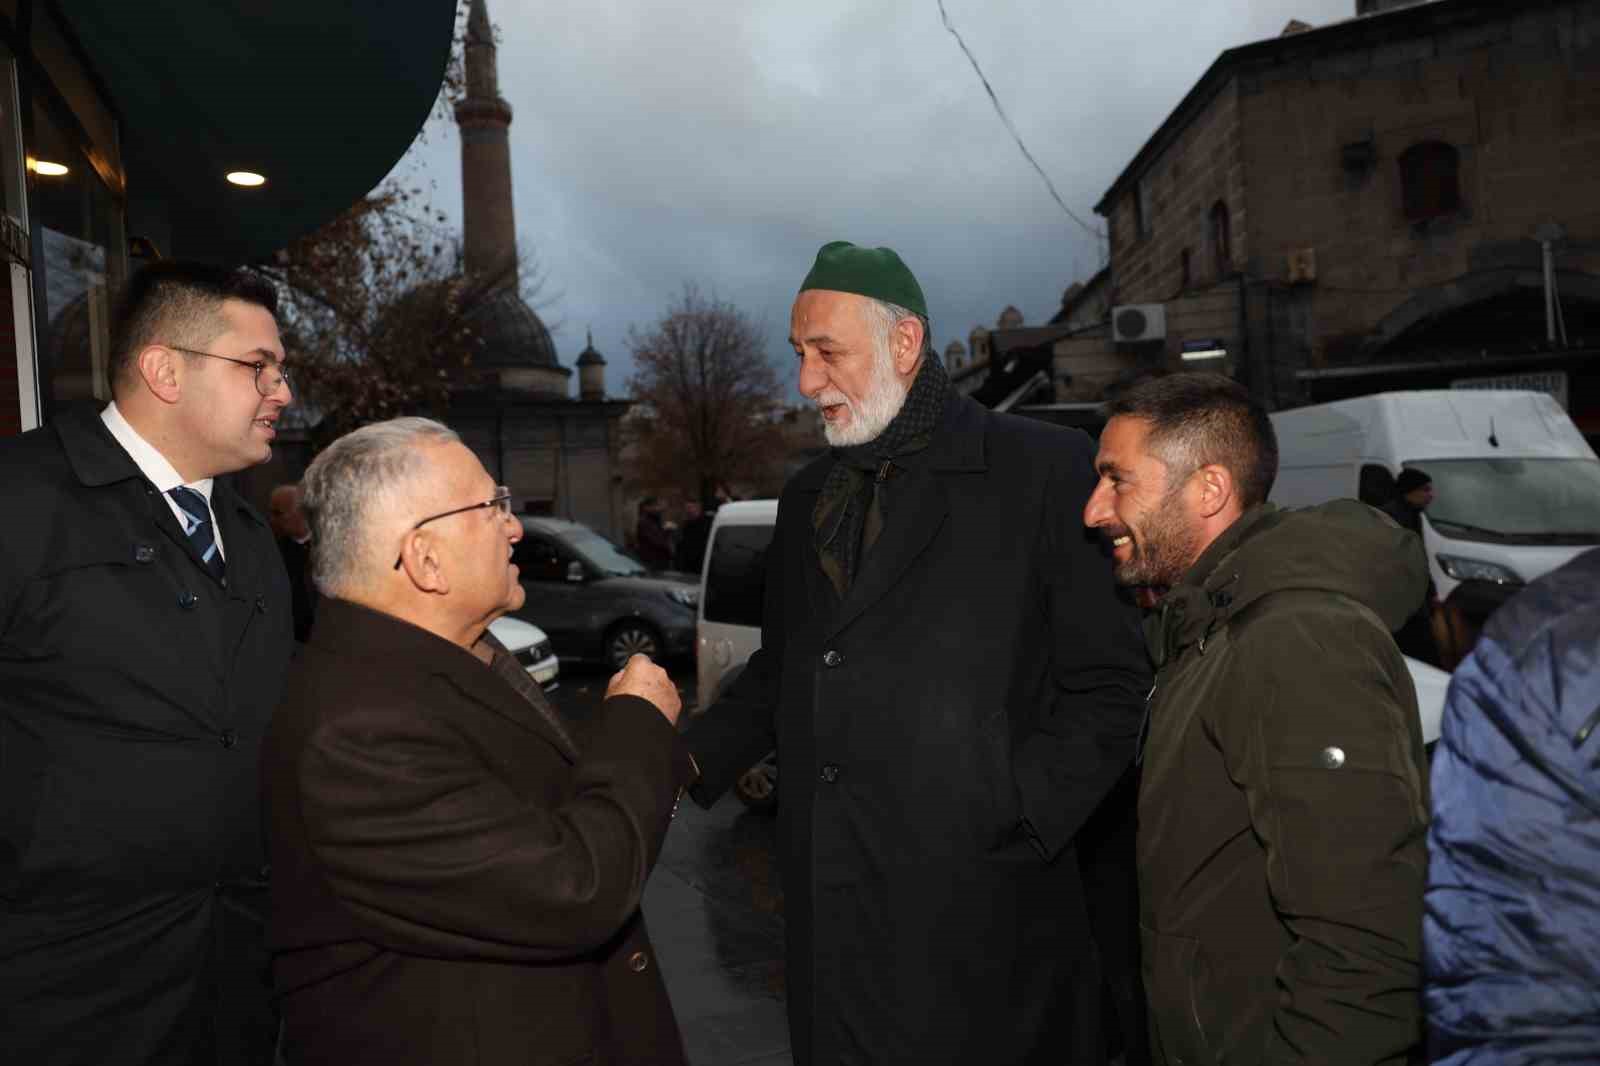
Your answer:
[566,560,585,584]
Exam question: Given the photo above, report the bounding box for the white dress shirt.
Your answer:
[101,402,225,560]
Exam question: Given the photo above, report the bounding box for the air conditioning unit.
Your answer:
[1112,304,1166,343]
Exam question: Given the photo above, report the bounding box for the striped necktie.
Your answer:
[169,486,226,582]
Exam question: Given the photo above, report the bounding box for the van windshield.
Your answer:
[1410,458,1600,543]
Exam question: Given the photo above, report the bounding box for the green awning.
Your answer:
[62,0,457,265]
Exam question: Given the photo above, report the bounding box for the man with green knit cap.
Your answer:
[685,241,1149,1064]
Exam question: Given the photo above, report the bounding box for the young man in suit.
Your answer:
[0,261,295,1065]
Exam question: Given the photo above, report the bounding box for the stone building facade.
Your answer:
[1059,0,1600,434]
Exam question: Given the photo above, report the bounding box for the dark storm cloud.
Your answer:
[394,0,1358,396]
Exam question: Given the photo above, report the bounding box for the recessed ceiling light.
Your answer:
[226,171,266,187]
[29,159,68,177]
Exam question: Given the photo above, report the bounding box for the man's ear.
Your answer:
[399,530,451,595]
[1194,463,1235,519]
[892,316,924,376]
[133,346,182,405]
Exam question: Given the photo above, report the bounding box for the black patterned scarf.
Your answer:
[812,350,951,599]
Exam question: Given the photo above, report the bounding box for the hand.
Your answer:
[606,654,682,725]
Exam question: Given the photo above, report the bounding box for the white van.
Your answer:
[694,499,779,808]
[1270,390,1600,600]
[695,499,778,712]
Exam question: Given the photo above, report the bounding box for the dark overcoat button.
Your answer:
[819,764,841,783]
[133,544,156,564]
[178,591,199,609]
[255,595,268,613]
[822,650,842,668]
[627,951,649,973]
[220,730,239,749]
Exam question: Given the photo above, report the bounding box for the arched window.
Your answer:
[1209,201,1232,278]
[1399,141,1461,222]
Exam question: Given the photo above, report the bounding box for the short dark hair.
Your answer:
[109,261,280,389]
[1106,372,1279,508]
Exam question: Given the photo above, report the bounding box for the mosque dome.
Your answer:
[465,286,563,372]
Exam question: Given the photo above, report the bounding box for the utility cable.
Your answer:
[936,0,1106,253]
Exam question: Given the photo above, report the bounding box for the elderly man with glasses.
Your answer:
[265,416,694,1066]
[0,260,296,1065]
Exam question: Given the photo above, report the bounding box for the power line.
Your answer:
[936,0,1105,251]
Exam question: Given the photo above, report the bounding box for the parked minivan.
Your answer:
[1270,389,1600,599]
[510,516,698,670]
[695,500,776,710]
[694,499,778,808]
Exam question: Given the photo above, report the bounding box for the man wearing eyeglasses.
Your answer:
[264,417,694,1066]
[0,261,296,1065]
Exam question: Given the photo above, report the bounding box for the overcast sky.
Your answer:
[386,0,1360,398]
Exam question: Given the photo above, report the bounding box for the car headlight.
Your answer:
[666,588,698,609]
[1436,554,1522,585]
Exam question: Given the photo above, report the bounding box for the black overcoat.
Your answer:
[0,406,293,1065]
[265,598,694,1065]
[686,393,1151,1064]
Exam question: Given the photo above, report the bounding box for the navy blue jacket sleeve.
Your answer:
[1424,549,1600,1066]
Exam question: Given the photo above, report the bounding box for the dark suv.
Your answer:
[510,516,698,669]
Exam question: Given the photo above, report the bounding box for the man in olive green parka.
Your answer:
[1084,373,1429,1065]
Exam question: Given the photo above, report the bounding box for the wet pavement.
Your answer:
[549,662,792,1066]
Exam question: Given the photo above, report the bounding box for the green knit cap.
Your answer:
[798,240,927,320]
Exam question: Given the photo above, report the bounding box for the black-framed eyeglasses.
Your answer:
[166,344,291,397]
[393,487,513,569]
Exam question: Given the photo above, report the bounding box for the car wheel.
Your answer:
[605,620,661,670]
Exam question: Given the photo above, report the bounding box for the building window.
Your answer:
[1180,248,1191,291]
[1399,141,1461,222]
[1209,201,1231,278]
[28,95,125,412]
[1133,178,1150,240]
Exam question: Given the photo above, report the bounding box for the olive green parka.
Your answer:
[1139,501,1429,1066]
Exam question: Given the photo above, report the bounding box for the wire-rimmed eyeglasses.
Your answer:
[393,487,513,569]
[166,344,291,397]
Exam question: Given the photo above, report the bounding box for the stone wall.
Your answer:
[1092,0,1600,411]
[1108,80,1247,305]
[1237,1,1600,367]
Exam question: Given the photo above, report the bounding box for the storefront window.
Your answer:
[0,40,29,435]
[28,94,123,409]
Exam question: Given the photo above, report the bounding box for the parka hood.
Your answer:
[1148,500,1427,667]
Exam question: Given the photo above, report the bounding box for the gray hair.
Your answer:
[300,417,461,595]
[859,297,935,363]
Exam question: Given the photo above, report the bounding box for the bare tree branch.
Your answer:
[624,285,787,502]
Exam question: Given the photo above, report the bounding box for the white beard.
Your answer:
[817,346,910,447]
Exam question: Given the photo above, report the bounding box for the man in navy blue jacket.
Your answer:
[1424,547,1600,1064]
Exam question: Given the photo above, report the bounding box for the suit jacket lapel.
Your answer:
[444,650,582,763]
[823,469,949,642]
[483,642,582,762]
[819,393,987,642]
[786,462,839,628]
[211,483,261,597]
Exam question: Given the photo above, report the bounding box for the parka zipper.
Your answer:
[1134,680,1158,765]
